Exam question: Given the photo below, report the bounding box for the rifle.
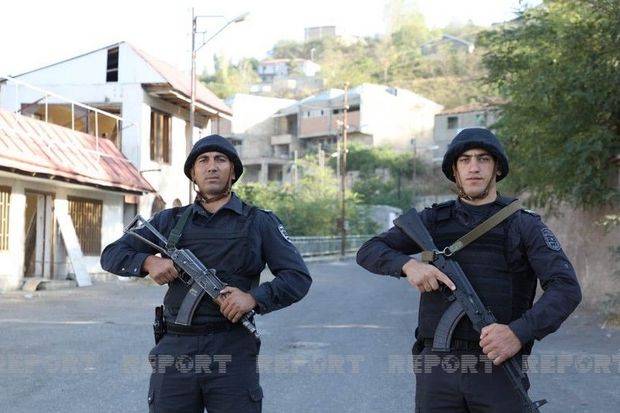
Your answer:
[124,215,260,340]
[394,209,547,412]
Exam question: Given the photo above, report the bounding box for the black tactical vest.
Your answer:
[162,206,260,324]
[417,197,538,342]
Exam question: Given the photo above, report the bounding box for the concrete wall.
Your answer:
[543,204,620,313]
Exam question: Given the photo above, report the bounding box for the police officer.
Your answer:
[356,128,581,412]
[101,134,312,413]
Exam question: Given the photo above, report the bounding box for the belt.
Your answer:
[423,338,482,351]
[165,321,237,335]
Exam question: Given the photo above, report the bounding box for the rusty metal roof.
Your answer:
[0,109,154,194]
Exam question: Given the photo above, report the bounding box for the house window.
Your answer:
[447,116,458,129]
[68,196,102,256]
[476,113,487,126]
[0,186,10,251]
[150,110,171,163]
[106,47,119,82]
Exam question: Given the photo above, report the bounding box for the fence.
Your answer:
[289,235,372,257]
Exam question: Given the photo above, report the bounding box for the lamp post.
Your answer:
[188,9,248,201]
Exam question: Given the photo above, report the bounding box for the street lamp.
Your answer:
[188,9,248,201]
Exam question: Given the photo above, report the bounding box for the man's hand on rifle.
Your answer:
[143,256,179,285]
[480,323,522,366]
[402,259,456,293]
[219,286,257,323]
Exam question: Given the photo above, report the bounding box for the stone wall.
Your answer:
[544,204,619,316]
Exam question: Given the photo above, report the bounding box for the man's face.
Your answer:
[191,151,235,196]
[454,149,498,198]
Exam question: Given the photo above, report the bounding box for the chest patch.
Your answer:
[541,228,561,251]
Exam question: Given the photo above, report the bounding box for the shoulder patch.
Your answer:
[541,228,561,251]
[277,224,292,243]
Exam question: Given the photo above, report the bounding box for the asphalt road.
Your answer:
[0,259,618,412]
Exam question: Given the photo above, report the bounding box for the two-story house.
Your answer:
[0,41,232,218]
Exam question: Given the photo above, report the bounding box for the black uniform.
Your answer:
[101,193,311,412]
[357,197,582,412]
[357,128,582,412]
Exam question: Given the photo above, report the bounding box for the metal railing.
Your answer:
[0,75,130,155]
[289,234,372,257]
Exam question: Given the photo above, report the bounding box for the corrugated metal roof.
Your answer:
[0,109,154,194]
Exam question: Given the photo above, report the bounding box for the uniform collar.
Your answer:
[192,192,243,216]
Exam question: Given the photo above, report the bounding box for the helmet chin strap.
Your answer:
[453,163,498,201]
[194,164,234,204]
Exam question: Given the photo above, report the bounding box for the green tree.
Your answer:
[235,156,377,236]
[479,0,620,207]
[200,55,260,99]
[339,143,451,210]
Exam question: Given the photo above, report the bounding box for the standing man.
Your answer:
[356,128,581,412]
[101,134,312,413]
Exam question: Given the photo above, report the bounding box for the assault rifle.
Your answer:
[394,209,546,412]
[124,215,260,340]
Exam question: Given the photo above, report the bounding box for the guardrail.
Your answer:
[289,235,372,257]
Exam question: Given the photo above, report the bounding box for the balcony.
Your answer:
[298,110,360,138]
[271,134,292,145]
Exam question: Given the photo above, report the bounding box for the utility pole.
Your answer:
[188,8,197,203]
[187,9,248,202]
[340,82,349,256]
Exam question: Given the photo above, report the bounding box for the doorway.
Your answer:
[23,191,55,278]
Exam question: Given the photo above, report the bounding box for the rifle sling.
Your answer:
[166,207,208,326]
[421,200,522,262]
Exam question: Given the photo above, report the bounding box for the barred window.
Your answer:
[68,196,102,255]
[0,186,10,251]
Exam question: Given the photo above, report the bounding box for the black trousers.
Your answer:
[413,344,530,413]
[147,326,262,413]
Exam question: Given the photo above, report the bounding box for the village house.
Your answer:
[0,41,232,218]
[276,83,443,160]
[0,106,153,291]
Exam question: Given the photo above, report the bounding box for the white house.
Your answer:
[0,41,232,218]
[0,108,153,292]
[276,83,444,160]
[220,94,297,184]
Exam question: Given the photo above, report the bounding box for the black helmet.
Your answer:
[441,128,509,182]
[183,134,243,184]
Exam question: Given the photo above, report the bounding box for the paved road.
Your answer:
[0,259,618,412]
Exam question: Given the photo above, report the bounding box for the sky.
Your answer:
[0,0,539,77]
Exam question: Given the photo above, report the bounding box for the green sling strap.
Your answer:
[166,206,193,250]
[420,200,522,263]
